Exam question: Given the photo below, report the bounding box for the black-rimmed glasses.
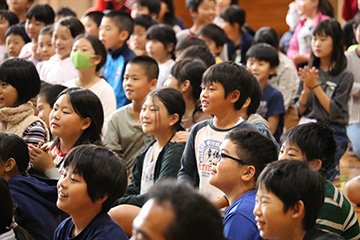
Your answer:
[218,152,251,165]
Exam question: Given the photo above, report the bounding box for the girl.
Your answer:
[146,24,177,88]
[65,34,116,129]
[36,25,56,73]
[287,0,333,66]
[165,58,212,142]
[29,87,104,179]
[297,19,353,180]
[158,0,183,33]
[39,16,84,85]
[0,58,49,146]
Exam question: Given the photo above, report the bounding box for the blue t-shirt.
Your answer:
[256,84,285,144]
[223,190,263,240]
[54,212,128,240]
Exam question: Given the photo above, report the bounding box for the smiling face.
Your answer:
[0,81,18,108]
[200,81,229,115]
[38,33,55,60]
[52,24,74,60]
[195,0,216,25]
[25,16,45,40]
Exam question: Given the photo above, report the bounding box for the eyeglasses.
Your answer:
[217,152,251,165]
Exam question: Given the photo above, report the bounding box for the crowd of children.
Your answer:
[0,0,360,239]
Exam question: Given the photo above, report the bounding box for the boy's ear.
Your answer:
[4,158,17,173]
[242,97,251,109]
[240,165,256,182]
[229,90,240,104]
[269,66,277,76]
[308,159,322,172]
[149,78,158,90]
[81,117,92,131]
[118,30,129,42]
[292,200,305,220]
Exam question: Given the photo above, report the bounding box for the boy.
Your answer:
[100,10,136,109]
[6,0,34,23]
[209,129,278,240]
[129,14,157,56]
[5,23,30,59]
[198,23,228,63]
[82,11,104,38]
[103,55,158,177]
[279,123,360,240]
[178,62,257,206]
[176,0,216,42]
[246,43,285,144]
[54,144,128,240]
[131,0,161,19]
[0,10,18,63]
[254,160,344,240]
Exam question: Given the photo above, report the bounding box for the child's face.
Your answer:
[52,24,74,60]
[6,0,32,13]
[82,16,99,38]
[195,0,216,25]
[123,63,156,101]
[215,0,231,15]
[279,142,306,161]
[129,25,147,52]
[57,166,97,215]
[99,17,123,51]
[140,96,176,135]
[146,39,170,64]
[49,94,90,139]
[254,185,295,240]
[38,33,55,61]
[6,33,26,58]
[0,17,9,41]
[354,25,360,44]
[295,0,317,17]
[199,35,222,56]
[131,2,150,19]
[25,16,45,40]
[311,34,333,61]
[200,82,230,116]
[36,96,51,129]
[246,58,276,83]
[71,37,100,68]
[222,21,239,43]
[0,81,18,108]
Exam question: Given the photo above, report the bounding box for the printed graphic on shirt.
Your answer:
[257,100,268,119]
[198,139,222,178]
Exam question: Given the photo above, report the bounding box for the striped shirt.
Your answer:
[22,121,47,146]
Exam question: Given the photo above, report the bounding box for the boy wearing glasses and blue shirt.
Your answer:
[209,129,278,240]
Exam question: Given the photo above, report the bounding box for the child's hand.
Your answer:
[31,42,41,60]
[298,66,319,92]
[28,142,55,173]
[170,131,190,143]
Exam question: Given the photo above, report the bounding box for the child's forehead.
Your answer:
[0,15,9,22]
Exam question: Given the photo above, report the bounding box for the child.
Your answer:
[176,0,216,42]
[158,0,184,33]
[174,36,207,58]
[131,0,161,19]
[0,58,48,146]
[279,123,360,239]
[29,88,104,179]
[5,23,30,58]
[296,19,353,180]
[66,34,116,130]
[246,43,285,144]
[54,6,77,22]
[178,62,257,207]
[129,14,157,56]
[146,24,177,88]
[213,0,237,25]
[6,0,34,23]
[198,23,227,63]
[209,129,278,240]
[177,44,215,67]
[82,11,104,37]
[103,56,158,177]
[287,0,333,66]
[100,10,136,109]
[40,17,84,85]
[36,25,56,72]
[37,83,67,134]
[0,10,18,63]
[54,145,128,240]
[221,5,253,64]
[0,133,62,240]
[19,4,55,62]
[254,160,344,240]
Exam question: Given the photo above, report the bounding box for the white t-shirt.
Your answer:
[157,59,174,88]
[140,142,160,194]
[40,54,78,85]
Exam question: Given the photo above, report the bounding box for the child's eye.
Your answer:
[1,82,8,87]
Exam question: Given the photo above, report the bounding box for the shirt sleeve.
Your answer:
[22,121,47,146]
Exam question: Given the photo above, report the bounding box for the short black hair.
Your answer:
[147,23,177,58]
[280,123,336,176]
[198,23,228,47]
[0,133,29,175]
[225,129,278,180]
[5,23,31,43]
[57,16,84,39]
[128,55,159,80]
[148,179,227,240]
[104,10,134,36]
[0,10,19,26]
[39,24,53,36]
[175,37,207,52]
[178,45,215,67]
[55,6,77,18]
[253,26,279,49]
[247,76,262,115]
[0,58,40,104]
[133,14,158,30]
[220,5,245,27]
[63,145,128,212]
[84,11,104,27]
[256,160,325,232]
[133,0,161,15]
[38,84,67,108]
[186,0,213,12]
[26,4,55,25]
[202,61,254,110]
[246,43,279,68]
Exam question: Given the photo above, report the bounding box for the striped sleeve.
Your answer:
[22,121,47,146]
